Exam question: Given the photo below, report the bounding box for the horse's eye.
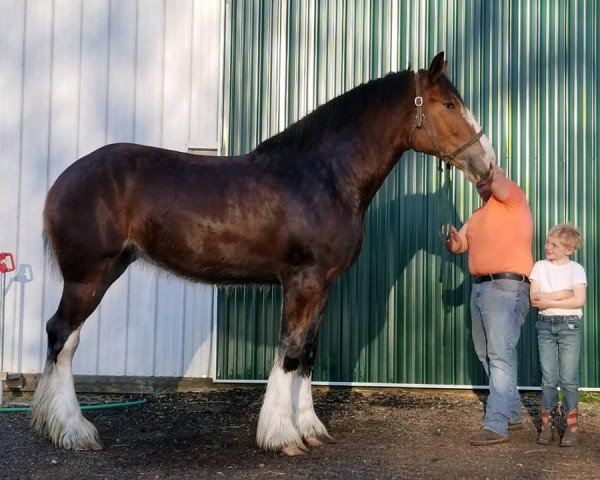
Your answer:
[445,102,455,110]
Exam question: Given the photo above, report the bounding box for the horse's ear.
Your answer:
[428,52,447,82]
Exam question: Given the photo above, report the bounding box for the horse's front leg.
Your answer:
[256,276,332,455]
[291,287,334,448]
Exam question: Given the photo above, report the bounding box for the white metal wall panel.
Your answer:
[0,0,28,377]
[0,0,222,379]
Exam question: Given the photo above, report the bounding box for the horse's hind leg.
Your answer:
[256,275,332,455]
[31,252,133,450]
[31,323,98,450]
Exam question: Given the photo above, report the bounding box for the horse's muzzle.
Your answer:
[461,154,496,184]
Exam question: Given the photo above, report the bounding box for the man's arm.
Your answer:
[489,165,510,201]
[445,222,469,254]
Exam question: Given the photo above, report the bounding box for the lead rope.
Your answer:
[437,164,454,315]
[412,71,455,301]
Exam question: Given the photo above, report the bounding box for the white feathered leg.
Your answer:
[256,352,305,454]
[292,370,333,446]
[31,328,102,450]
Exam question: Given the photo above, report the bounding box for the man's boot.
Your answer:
[537,407,555,445]
[560,409,579,447]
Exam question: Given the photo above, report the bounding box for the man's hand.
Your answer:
[444,225,463,254]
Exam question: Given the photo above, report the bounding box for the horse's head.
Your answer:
[408,52,495,183]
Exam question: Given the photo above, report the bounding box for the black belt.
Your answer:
[473,272,530,284]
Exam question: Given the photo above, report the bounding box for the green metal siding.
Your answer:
[217,0,599,387]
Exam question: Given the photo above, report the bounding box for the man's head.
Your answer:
[476,180,493,202]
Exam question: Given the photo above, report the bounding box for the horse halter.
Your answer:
[408,71,484,170]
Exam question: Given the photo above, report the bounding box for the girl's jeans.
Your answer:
[470,279,530,436]
[536,315,581,412]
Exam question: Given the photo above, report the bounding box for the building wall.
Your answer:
[0,0,222,378]
[2,0,599,389]
[218,0,600,388]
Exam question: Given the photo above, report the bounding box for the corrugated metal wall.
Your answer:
[0,0,222,378]
[217,0,599,387]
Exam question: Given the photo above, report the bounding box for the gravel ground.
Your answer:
[1,386,600,479]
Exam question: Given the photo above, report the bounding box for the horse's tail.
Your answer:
[42,206,60,279]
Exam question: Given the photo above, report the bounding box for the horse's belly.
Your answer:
[151,256,280,285]
[138,232,282,285]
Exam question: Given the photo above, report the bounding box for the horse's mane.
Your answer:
[255,69,413,153]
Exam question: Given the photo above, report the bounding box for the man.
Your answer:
[445,165,533,445]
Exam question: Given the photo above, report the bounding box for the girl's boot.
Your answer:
[560,409,579,447]
[537,407,555,445]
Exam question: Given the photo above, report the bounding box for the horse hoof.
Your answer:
[73,441,103,451]
[305,434,336,447]
[54,424,103,451]
[282,445,308,456]
[61,435,103,451]
[304,436,324,447]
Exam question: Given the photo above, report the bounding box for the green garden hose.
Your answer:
[0,398,147,412]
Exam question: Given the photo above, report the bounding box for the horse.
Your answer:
[31,52,496,456]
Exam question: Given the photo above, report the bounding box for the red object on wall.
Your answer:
[0,253,15,273]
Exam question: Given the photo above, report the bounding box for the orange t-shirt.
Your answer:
[466,181,533,276]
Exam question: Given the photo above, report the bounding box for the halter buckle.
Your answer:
[414,96,423,107]
[415,113,424,128]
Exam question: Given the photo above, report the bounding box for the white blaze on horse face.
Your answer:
[461,105,496,174]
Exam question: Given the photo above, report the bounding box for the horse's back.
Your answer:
[44,144,292,283]
[44,142,362,285]
[46,143,237,219]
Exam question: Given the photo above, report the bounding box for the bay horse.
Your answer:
[31,52,495,455]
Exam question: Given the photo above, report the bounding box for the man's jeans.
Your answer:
[536,315,581,412]
[470,279,530,435]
